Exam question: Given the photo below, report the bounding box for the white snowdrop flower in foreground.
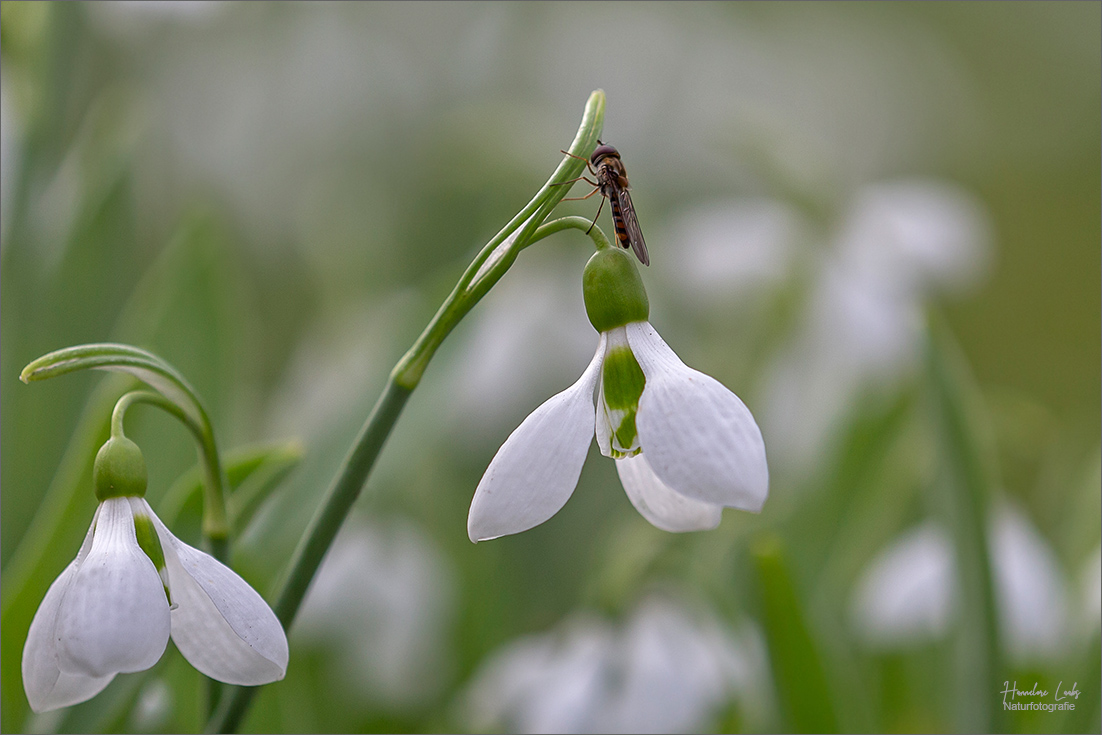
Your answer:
[22,436,288,713]
[468,247,768,541]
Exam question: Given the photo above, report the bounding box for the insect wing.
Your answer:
[616,187,650,266]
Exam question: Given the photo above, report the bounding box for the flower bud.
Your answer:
[582,248,650,333]
[94,437,148,500]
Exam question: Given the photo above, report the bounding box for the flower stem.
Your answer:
[110,390,230,561]
[527,216,614,252]
[206,91,606,734]
[392,90,605,389]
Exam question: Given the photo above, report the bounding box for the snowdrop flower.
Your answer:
[468,247,768,541]
[849,504,1071,662]
[463,595,771,734]
[22,436,288,713]
[759,181,990,475]
[296,517,453,711]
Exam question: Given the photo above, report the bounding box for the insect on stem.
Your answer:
[556,141,649,266]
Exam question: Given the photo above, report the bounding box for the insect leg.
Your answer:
[551,176,599,188]
[560,150,593,165]
[560,186,602,202]
[586,194,606,235]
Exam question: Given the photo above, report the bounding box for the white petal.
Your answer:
[616,454,722,533]
[55,498,170,678]
[849,523,955,646]
[468,335,605,542]
[989,505,1071,662]
[626,322,768,510]
[22,506,116,712]
[594,333,613,458]
[142,500,288,685]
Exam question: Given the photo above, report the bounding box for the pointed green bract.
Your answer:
[93,437,147,500]
[583,248,649,333]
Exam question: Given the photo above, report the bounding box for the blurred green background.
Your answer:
[1,2,1098,733]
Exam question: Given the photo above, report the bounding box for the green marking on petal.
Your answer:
[614,413,639,450]
[602,346,645,455]
[133,513,172,605]
[602,347,645,409]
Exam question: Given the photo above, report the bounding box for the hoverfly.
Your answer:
[559,141,650,266]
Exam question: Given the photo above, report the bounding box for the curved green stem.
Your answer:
[527,216,614,252]
[110,391,230,561]
[392,90,605,389]
[206,90,606,734]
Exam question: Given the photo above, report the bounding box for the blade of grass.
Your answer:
[925,314,1003,732]
[752,535,840,733]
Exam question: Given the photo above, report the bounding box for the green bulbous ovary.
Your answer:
[94,436,148,500]
[583,248,649,333]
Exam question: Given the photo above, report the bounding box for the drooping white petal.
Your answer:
[22,505,116,712]
[594,335,613,458]
[626,321,768,511]
[616,454,722,533]
[141,500,288,686]
[468,335,605,542]
[54,497,171,678]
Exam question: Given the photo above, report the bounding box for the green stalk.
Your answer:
[529,215,615,252]
[392,91,605,388]
[206,91,606,734]
[109,390,229,558]
[926,315,1002,733]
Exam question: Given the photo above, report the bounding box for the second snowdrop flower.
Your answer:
[22,436,288,713]
[468,246,768,541]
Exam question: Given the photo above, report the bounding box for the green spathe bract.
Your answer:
[93,437,148,500]
[583,248,649,333]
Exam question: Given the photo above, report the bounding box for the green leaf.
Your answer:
[925,314,1003,733]
[752,535,840,734]
[157,442,304,541]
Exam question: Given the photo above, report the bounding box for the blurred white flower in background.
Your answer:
[462,595,771,734]
[850,503,1073,663]
[673,180,991,479]
[295,517,454,712]
[0,74,17,246]
[767,180,990,477]
[848,523,956,644]
[1080,546,1101,636]
[129,679,173,733]
[667,199,802,304]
